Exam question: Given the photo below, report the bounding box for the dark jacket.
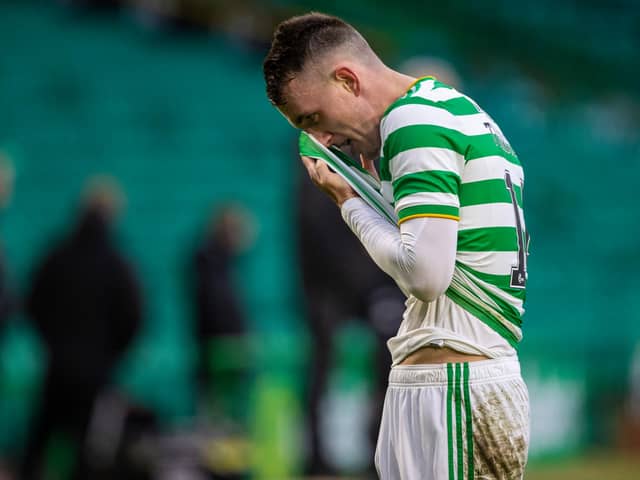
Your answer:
[192,236,246,338]
[26,209,142,387]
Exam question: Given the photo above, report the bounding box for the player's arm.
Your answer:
[301,156,457,301]
[341,198,457,302]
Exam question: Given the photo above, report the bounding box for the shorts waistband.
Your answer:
[388,357,521,387]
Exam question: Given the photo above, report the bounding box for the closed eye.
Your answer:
[299,113,319,129]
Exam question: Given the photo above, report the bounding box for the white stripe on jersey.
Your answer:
[382,104,489,138]
[462,156,524,185]
[459,204,524,231]
[456,250,519,276]
[395,192,460,211]
[389,147,464,180]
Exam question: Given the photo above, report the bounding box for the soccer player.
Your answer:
[263,13,530,480]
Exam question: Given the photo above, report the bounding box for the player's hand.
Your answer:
[301,156,358,207]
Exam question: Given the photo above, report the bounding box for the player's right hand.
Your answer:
[301,156,358,207]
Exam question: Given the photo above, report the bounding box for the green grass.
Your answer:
[525,451,640,480]
[299,451,640,480]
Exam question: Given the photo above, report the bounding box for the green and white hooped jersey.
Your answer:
[381,77,529,361]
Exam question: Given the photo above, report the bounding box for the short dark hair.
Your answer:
[263,12,364,106]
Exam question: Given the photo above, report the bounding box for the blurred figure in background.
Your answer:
[297,169,405,476]
[619,343,640,451]
[188,204,254,479]
[0,152,17,333]
[21,176,143,480]
[0,153,18,480]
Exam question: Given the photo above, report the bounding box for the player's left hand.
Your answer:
[301,155,358,207]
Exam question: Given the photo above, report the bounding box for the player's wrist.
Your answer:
[335,190,358,207]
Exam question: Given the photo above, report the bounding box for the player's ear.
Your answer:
[334,67,360,96]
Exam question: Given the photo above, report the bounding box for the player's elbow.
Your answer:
[407,280,450,303]
[404,265,455,303]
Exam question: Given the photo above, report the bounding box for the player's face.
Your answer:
[279,71,381,159]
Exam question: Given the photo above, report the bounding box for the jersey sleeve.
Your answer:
[381,105,466,225]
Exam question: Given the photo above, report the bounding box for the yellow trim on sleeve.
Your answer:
[398,213,460,225]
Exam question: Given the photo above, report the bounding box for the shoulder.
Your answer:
[382,80,490,161]
[383,78,478,131]
[382,79,482,140]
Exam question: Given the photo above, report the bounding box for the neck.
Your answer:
[370,67,416,119]
[357,67,415,159]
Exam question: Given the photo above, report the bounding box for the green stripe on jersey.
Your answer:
[463,364,474,480]
[382,125,520,170]
[379,156,390,181]
[384,95,480,117]
[449,265,524,328]
[455,364,464,479]
[392,170,459,201]
[456,261,526,301]
[460,179,522,208]
[466,135,520,165]
[448,260,525,343]
[383,124,467,163]
[458,227,518,252]
[446,286,520,347]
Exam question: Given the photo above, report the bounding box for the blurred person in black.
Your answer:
[0,153,16,333]
[187,204,254,477]
[0,153,18,479]
[297,169,405,476]
[21,176,143,480]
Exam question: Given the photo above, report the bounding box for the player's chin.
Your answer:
[332,136,351,148]
[359,142,380,161]
[336,139,360,158]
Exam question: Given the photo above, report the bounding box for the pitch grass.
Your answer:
[525,451,640,480]
[301,451,640,479]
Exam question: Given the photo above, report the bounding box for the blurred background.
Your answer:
[1,0,639,479]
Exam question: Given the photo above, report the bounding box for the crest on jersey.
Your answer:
[484,120,515,155]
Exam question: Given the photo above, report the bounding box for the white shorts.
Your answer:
[375,357,529,480]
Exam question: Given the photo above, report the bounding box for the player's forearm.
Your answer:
[341,198,456,302]
[340,198,413,295]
